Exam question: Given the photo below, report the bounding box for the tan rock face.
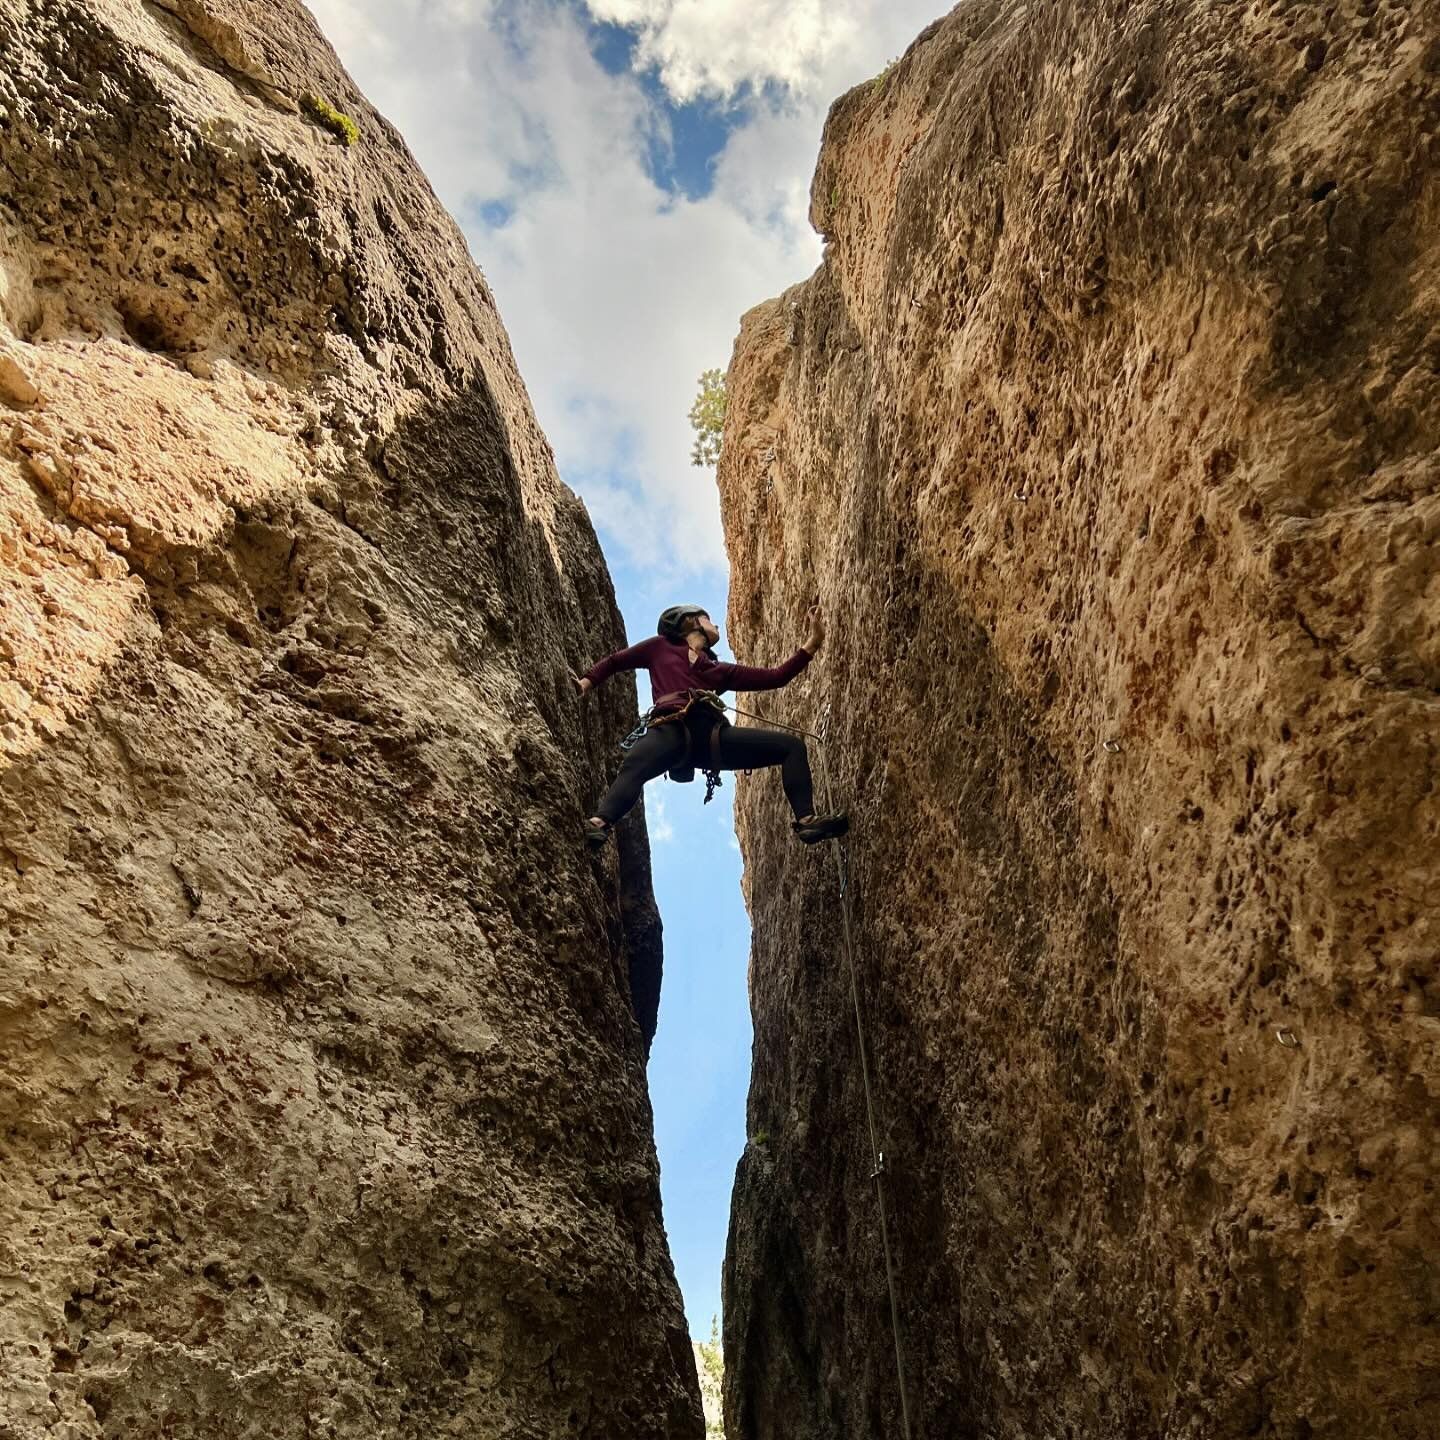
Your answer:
[0,2,698,1436]
[720,3,1438,1438]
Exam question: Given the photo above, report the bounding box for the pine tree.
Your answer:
[694,1314,725,1436]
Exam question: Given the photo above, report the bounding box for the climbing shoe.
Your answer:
[583,818,613,848]
[792,812,849,845]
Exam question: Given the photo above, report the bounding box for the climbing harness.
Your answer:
[724,699,916,1440]
[618,689,725,749]
[620,690,730,803]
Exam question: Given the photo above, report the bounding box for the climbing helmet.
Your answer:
[656,604,708,641]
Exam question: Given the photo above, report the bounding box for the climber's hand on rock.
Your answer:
[572,673,592,697]
[803,604,825,655]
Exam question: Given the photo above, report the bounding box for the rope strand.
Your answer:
[724,701,915,1440]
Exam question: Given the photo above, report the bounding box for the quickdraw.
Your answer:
[618,717,650,751]
[701,763,724,805]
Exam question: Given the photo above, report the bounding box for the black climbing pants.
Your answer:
[594,712,815,825]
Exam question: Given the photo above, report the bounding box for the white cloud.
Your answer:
[306,0,531,212]
[305,0,945,573]
[580,0,947,103]
[582,0,860,102]
[648,788,675,843]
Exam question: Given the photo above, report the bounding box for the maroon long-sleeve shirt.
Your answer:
[582,634,812,707]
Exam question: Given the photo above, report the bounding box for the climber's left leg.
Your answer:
[714,724,818,819]
[712,724,848,842]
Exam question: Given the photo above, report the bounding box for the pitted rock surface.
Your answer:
[0,2,697,1436]
[719,4,1438,1438]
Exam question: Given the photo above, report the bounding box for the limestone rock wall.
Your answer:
[719,3,1438,1437]
[0,2,698,1435]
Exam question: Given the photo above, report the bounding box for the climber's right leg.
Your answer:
[790,810,849,844]
[714,725,848,844]
[586,723,688,845]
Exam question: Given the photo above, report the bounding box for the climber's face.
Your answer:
[692,612,720,647]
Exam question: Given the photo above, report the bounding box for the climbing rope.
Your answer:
[725,700,916,1440]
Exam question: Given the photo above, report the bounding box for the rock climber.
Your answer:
[572,603,849,848]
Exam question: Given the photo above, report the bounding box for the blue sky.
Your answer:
[587,17,740,198]
[309,0,946,1333]
[608,559,751,1334]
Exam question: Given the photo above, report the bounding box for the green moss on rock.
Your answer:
[301,93,359,147]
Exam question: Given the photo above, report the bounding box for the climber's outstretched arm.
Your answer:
[707,603,825,693]
[575,635,657,693]
[704,650,812,693]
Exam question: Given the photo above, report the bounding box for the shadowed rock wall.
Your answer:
[720,3,1438,1437]
[0,1,697,1435]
